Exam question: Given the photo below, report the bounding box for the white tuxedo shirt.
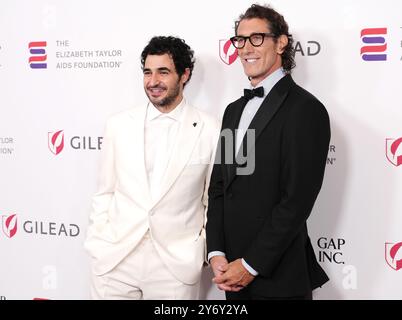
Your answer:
[145,100,184,201]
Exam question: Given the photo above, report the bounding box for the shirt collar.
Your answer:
[146,97,186,122]
[251,68,286,98]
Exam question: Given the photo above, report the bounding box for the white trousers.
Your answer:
[90,232,200,300]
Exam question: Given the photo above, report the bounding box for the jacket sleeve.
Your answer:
[201,118,222,263]
[206,111,229,255]
[202,118,222,219]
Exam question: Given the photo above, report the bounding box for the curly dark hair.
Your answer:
[235,4,295,73]
[141,36,195,87]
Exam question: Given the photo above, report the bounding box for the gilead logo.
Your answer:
[23,220,79,237]
[386,137,402,167]
[219,39,238,65]
[1,214,17,238]
[48,130,64,155]
[48,130,103,155]
[385,242,402,271]
[1,213,80,238]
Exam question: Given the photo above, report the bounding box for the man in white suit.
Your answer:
[84,36,220,299]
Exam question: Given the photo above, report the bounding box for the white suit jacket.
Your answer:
[84,102,220,285]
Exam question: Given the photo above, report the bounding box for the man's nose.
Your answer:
[148,73,160,86]
[241,38,254,53]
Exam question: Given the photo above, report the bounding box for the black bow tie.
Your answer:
[243,86,264,101]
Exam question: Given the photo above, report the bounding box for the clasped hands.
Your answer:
[210,256,255,292]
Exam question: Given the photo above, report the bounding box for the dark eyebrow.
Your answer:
[157,67,171,72]
[143,67,172,73]
[236,32,267,37]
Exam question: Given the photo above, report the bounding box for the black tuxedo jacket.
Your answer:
[206,75,330,297]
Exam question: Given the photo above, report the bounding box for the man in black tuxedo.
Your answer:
[206,4,330,300]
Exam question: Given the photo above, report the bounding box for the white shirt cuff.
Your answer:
[241,258,258,276]
[207,251,226,263]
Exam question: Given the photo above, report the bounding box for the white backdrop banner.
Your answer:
[1,0,402,300]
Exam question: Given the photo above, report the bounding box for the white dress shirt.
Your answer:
[208,68,285,276]
[145,98,185,200]
[235,68,285,155]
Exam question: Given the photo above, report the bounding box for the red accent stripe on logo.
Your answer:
[29,55,47,63]
[360,44,387,55]
[51,130,62,145]
[390,242,402,260]
[5,214,17,238]
[223,40,231,55]
[361,28,387,37]
[28,41,47,48]
[390,138,402,156]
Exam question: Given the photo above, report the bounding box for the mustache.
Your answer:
[147,85,167,90]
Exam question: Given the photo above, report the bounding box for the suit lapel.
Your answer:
[150,103,203,209]
[226,97,248,184]
[227,75,294,187]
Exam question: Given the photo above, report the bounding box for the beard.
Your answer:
[145,81,181,108]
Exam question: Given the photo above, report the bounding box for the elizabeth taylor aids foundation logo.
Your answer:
[28,41,47,69]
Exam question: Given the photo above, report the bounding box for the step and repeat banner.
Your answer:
[1,0,401,300]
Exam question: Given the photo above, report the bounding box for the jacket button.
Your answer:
[228,193,233,198]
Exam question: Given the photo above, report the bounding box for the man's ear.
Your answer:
[277,35,289,54]
[181,68,191,85]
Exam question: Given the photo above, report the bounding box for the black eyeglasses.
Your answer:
[230,32,276,49]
